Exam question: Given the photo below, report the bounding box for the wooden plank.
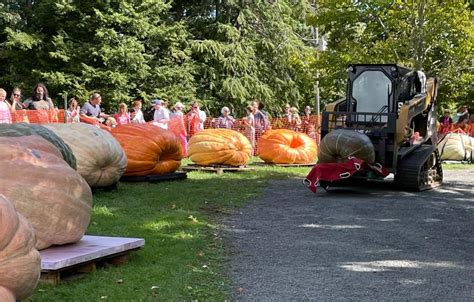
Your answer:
[40,235,144,271]
[40,271,60,285]
[39,235,144,285]
[251,162,317,167]
[181,164,254,173]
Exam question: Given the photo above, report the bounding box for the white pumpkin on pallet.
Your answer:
[437,132,474,161]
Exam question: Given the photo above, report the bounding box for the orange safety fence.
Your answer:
[11,109,65,124]
[438,123,474,138]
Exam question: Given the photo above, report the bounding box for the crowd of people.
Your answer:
[4,83,471,149]
[437,105,474,136]
[0,83,322,156]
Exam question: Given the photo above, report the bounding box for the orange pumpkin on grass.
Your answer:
[0,194,40,302]
[188,128,252,166]
[111,124,182,176]
[257,129,317,164]
[0,143,92,250]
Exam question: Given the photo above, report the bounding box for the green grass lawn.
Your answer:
[28,159,310,301]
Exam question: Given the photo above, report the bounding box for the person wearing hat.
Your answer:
[152,99,170,129]
[171,102,185,119]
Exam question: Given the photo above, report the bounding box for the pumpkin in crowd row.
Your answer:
[0,123,77,169]
[188,128,252,166]
[0,195,40,302]
[111,124,182,176]
[318,129,375,163]
[0,142,92,250]
[257,129,317,164]
[438,132,474,161]
[45,123,128,187]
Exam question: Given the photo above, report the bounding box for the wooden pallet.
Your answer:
[40,235,145,285]
[251,162,317,168]
[120,172,187,183]
[181,164,254,174]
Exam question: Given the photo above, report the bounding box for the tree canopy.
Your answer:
[0,0,472,116]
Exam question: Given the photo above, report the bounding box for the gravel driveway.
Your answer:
[224,169,474,301]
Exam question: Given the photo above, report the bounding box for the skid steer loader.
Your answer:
[314,64,443,191]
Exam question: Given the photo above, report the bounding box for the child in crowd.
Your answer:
[66,97,80,123]
[114,103,131,126]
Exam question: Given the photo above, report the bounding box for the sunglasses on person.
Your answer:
[13,93,21,97]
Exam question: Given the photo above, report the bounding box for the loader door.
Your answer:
[351,70,392,123]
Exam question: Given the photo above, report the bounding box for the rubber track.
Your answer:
[394,145,443,191]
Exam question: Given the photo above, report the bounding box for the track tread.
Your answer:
[395,145,443,191]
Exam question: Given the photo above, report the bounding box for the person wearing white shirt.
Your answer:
[152,99,170,129]
[131,99,146,124]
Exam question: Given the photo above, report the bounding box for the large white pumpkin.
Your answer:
[438,133,474,161]
[44,123,128,187]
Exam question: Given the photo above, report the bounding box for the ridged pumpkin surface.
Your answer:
[319,129,375,163]
[0,123,76,169]
[111,124,182,176]
[0,144,92,250]
[257,129,317,164]
[44,123,128,187]
[0,194,40,302]
[188,129,252,166]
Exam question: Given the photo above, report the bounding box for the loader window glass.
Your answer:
[352,71,392,117]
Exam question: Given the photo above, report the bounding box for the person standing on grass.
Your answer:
[131,98,146,124]
[243,105,256,153]
[187,101,206,135]
[66,97,81,123]
[114,103,131,126]
[214,106,235,129]
[23,83,55,110]
[80,93,110,122]
[8,87,25,110]
[171,102,188,157]
[0,88,12,124]
[152,99,170,129]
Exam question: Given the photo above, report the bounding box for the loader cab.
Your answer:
[346,64,413,120]
[325,64,414,166]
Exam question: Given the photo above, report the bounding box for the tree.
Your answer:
[172,0,316,116]
[309,0,473,111]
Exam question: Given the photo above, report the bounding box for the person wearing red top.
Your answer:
[114,102,131,126]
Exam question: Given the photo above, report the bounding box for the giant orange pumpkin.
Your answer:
[257,129,317,164]
[111,124,182,176]
[0,143,92,250]
[0,194,41,302]
[188,129,252,166]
